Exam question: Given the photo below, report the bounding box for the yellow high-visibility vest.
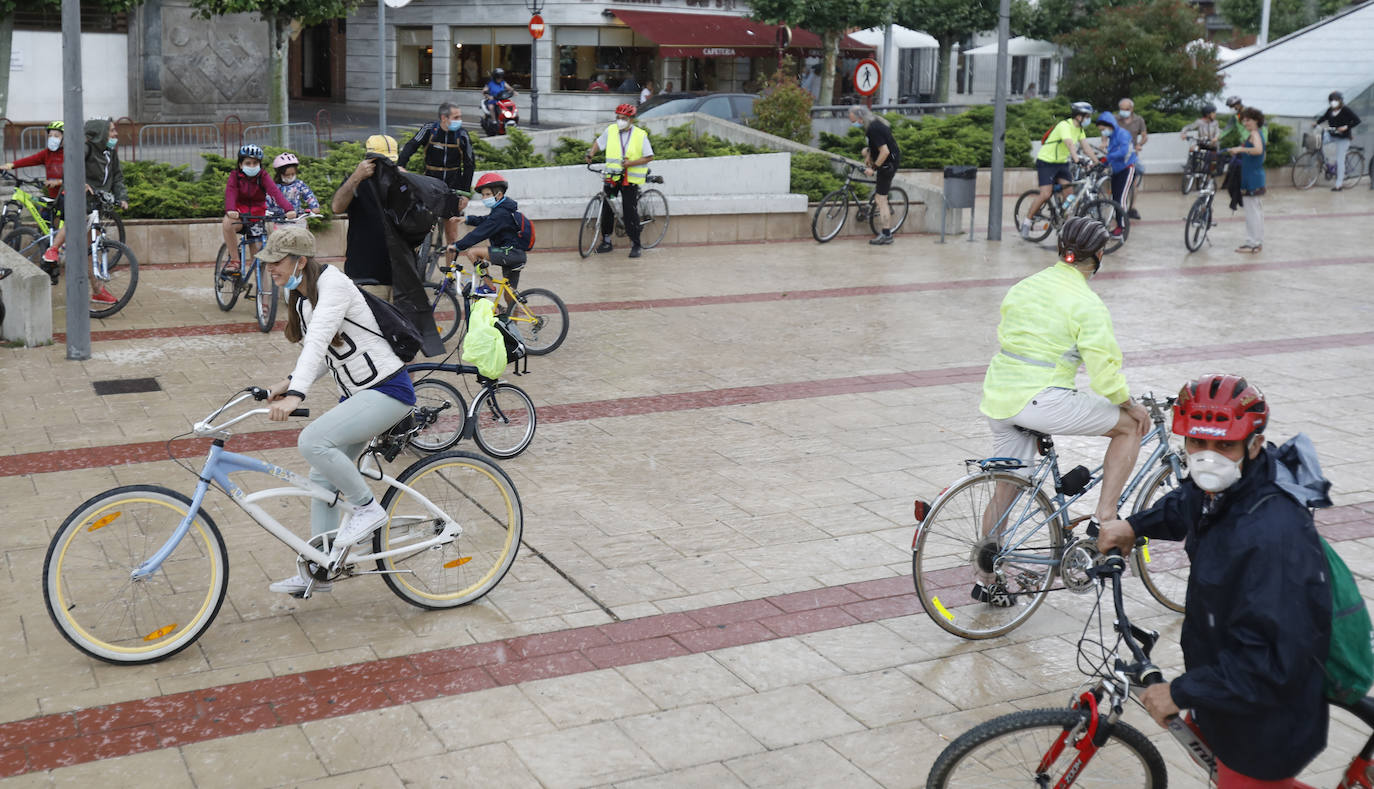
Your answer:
[605,124,649,185]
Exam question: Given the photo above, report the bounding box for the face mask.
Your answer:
[851,120,863,128]
[241,164,261,178]
[281,174,297,184]
[481,196,500,208]
[616,119,631,131]
[1080,118,1091,128]
[106,138,117,149]
[1118,109,1131,118]
[283,260,304,292]
[47,136,61,152]
[1186,449,1244,493]
[1098,128,1111,138]
[1331,100,1342,110]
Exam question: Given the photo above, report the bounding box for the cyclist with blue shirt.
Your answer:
[1092,112,1137,238]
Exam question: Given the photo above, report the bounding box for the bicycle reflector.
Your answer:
[913,499,930,523]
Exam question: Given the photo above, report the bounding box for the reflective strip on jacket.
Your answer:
[604,124,649,185]
[979,262,1130,420]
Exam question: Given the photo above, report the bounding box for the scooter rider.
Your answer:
[482,69,514,126]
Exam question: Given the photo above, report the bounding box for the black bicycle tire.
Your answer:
[213,243,241,311]
[812,189,849,243]
[254,262,278,332]
[1344,150,1366,188]
[471,382,537,459]
[868,186,910,236]
[511,287,568,355]
[1184,196,1210,253]
[409,378,467,453]
[1131,463,1189,613]
[927,707,1167,789]
[1077,198,1128,254]
[89,238,138,319]
[1181,171,1195,195]
[3,226,47,266]
[1291,151,1322,190]
[578,195,603,258]
[637,188,670,249]
[424,281,464,344]
[1013,190,1055,242]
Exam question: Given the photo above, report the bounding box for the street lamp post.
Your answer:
[526,0,545,127]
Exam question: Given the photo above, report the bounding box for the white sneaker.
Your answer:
[334,499,388,548]
[1019,219,1033,239]
[268,571,332,595]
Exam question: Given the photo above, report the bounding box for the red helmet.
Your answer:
[474,172,508,192]
[615,103,637,118]
[1172,374,1268,442]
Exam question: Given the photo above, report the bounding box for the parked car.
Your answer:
[637,92,759,124]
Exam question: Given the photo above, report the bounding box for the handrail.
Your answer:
[811,102,969,118]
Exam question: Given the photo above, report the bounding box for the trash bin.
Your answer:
[943,165,978,209]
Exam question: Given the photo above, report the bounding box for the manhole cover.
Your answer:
[92,377,162,396]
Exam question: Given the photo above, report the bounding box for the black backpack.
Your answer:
[346,288,424,362]
[494,316,528,375]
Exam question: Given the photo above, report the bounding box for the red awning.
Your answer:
[609,10,874,59]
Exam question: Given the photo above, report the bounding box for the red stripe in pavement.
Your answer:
[1,501,1370,778]
[54,254,1374,345]
[7,329,1374,478]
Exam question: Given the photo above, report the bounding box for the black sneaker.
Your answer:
[869,234,894,246]
[628,244,642,258]
[971,582,1017,608]
[595,241,613,254]
[1127,208,1142,220]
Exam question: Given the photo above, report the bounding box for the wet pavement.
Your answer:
[2,186,1374,787]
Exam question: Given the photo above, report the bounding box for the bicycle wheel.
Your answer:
[868,186,910,236]
[1012,190,1054,242]
[417,230,442,281]
[424,281,464,344]
[101,210,126,245]
[254,262,278,332]
[1183,196,1212,253]
[89,238,138,319]
[43,485,228,664]
[927,707,1167,789]
[1130,464,1188,613]
[508,287,568,355]
[811,189,849,243]
[471,382,537,459]
[375,450,522,609]
[578,195,604,258]
[3,227,48,266]
[212,244,241,311]
[1291,152,1322,189]
[637,188,670,249]
[1181,170,1196,195]
[409,378,467,453]
[1344,149,1366,188]
[1077,198,1128,255]
[913,471,1062,640]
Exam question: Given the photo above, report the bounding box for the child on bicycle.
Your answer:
[40,119,129,303]
[272,152,321,216]
[260,224,416,594]
[222,144,296,276]
[450,171,524,314]
[1,121,65,199]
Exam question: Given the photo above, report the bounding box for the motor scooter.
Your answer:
[480,87,519,136]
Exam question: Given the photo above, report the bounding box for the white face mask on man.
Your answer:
[616,118,631,131]
[1184,443,1253,493]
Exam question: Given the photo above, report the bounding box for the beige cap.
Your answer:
[365,134,399,162]
[257,224,316,263]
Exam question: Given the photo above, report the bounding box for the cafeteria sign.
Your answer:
[702,47,737,56]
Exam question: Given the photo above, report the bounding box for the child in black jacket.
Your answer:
[451,171,524,312]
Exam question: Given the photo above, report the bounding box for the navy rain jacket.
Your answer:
[453,197,521,252]
[1127,443,1332,780]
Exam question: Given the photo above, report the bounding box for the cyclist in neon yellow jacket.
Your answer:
[975,216,1150,607]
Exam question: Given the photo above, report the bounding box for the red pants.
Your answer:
[1217,760,1306,788]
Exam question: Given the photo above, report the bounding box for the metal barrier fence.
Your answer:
[239,122,320,158]
[810,102,969,119]
[16,125,47,160]
[136,123,223,171]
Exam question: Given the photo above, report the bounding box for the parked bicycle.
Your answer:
[3,189,138,319]
[1292,128,1366,190]
[407,362,537,459]
[1013,161,1129,255]
[424,259,568,354]
[811,160,910,243]
[578,163,669,257]
[0,170,124,247]
[42,386,523,664]
[214,212,319,332]
[1183,153,1235,252]
[925,548,1374,788]
[1179,132,1220,195]
[911,393,1188,640]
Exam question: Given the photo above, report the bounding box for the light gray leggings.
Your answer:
[297,388,413,537]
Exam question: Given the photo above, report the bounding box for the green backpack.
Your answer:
[1319,537,1374,705]
[461,299,507,380]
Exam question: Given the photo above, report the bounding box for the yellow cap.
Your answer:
[365,134,399,162]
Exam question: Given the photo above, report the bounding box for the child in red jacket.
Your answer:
[1,121,66,199]
[221,143,296,274]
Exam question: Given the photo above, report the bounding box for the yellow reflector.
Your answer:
[443,557,473,569]
[88,512,121,532]
[1141,544,1152,564]
[143,624,177,641]
[931,597,955,622]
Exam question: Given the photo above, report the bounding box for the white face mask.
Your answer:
[281,173,297,184]
[1331,100,1342,110]
[616,119,631,131]
[1185,449,1244,493]
[241,164,261,178]
[1118,109,1131,118]
[47,136,61,152]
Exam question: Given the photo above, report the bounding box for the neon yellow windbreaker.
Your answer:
[980,262,1130,420]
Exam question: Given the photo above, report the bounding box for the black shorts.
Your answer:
[873,164,897,196]
[1036,160,1071,187]
[488,246,527,289]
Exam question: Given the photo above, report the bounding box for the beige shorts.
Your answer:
[988,387,1122,466]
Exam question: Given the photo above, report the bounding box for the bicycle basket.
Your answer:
[1302,131,1321,152]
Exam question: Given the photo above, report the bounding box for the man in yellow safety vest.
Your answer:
[585,102,655,258]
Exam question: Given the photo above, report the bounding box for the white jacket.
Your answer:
[288,265,405,399]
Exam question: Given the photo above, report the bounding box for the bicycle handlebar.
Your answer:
[1,171,46,189]
[193,388,309,437]
[1085,550,1166,687]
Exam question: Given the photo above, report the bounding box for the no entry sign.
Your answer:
[529,14,545,39]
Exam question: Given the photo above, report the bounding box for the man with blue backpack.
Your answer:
[450,171,534,314]
[1098,374,1374,787]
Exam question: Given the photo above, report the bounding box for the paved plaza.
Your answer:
[2,187,1374,787]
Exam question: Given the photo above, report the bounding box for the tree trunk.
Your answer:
[0,14,13,120]
[268,14,289,146]
[819,30,838,106]
[935,36,954,104]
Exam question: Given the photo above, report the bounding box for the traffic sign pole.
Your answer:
[528,13,544,126]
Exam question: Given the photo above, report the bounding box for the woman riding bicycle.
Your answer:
[259,225,415,595]
[222,144,296,276]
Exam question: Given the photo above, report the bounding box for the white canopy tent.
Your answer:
[962,36,1059,57]
[848,25,939,52]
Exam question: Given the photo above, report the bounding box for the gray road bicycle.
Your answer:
[578,164,669,257]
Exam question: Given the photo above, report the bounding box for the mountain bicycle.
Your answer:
[1183,154,1235,253]
[41,386,523,665]
[1292,127,1366,190]
[811,160,910,243]
[925,549,1374,788]
[911,393,1188,640]
[407,361,537,459]
[578,164,669,257]
[425,259,568,354]
[213,212,318,332]
[1013,160,1129,254]
[0,171,124,246]
[3,190,138,319]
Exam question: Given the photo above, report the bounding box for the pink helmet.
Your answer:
[272,152,300,171]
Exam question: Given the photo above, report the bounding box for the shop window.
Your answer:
[1039,59,1053,95]
[1010,55,1027,94]
[398,27,433,88]
[556,26,657,92]
[452,27,532,89]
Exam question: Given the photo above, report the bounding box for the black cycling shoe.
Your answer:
[971,581,1017,608]
[595,241,614,254]
[628,244,643,258]
[1127,208,1142,220]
